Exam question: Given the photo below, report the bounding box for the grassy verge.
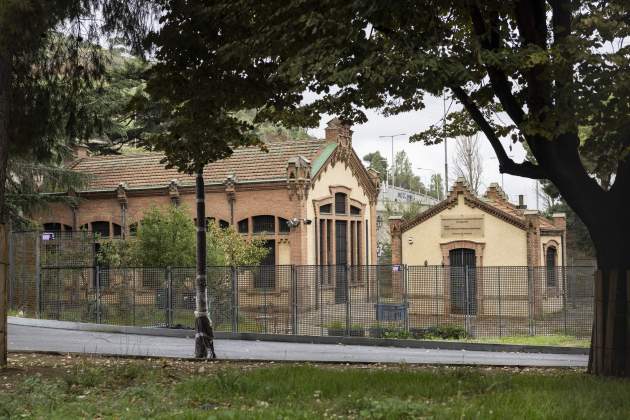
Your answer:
[465,335,590,348]
[1,354,627,419]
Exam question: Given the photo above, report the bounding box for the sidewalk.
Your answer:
[8,317,588,367]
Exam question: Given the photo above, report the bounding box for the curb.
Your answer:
[8,317,589,356]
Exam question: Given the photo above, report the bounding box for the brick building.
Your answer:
[390,178,567,318]
[33,118,380,268]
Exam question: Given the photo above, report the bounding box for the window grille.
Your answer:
[253,215,275,234]
[238,218,249,234]
[91,221,110,238]
[546,247,557,287]
[278,217,290,233]
[335,193,347,214]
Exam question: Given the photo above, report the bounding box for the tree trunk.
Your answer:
[586,194,630,376]
[0,53,10,223]
[0,52,10,369]
[588,269,630,377]
[194,169,216,359]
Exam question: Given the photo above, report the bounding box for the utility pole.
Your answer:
[443,94,448,197]
[379,133,406,188]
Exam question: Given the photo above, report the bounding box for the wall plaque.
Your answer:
[441,216,484,238]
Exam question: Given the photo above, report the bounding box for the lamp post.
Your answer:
[379,133,406,188]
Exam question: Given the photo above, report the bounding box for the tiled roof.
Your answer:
[69,139,330,192]
[401,179,559,232]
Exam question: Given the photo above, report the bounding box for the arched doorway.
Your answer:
[449,248,477,315]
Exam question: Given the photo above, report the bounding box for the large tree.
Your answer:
[363,151,389,183]
[452,136,484,195]
[177,1,630,376]
[0,0,156,369]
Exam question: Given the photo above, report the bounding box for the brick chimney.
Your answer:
[389,216,403,265]
[72,144,90,160]
[484,182,508,203]
[325,117,353,147]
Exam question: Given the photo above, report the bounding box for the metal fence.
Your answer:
[8,264,595,339]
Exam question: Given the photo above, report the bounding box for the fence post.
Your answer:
[434,265,439,325]
[497,266,502,337]
[527,267,533,336]
[291,265,298,335]
[345,264,350,336]
[319,266,324,337]
[7,229,13,311]
[95,265,101,324]
[464,265,470,336]
[562,265,568,336]
[35,233,41,318]
[231,266,238,334]
[166,267,173,328]
[402,264,409,332]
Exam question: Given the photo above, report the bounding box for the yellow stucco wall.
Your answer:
[306,161,373,265]
[401,194,528,267]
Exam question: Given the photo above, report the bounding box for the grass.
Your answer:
[1,354,628,419]
[465,334,590,348]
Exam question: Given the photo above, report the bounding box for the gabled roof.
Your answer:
[401,178,557,233]
[68,138,329,192]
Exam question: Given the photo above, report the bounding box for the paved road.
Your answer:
[8,324,587,367]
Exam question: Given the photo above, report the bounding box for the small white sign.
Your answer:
[42,232,55,241]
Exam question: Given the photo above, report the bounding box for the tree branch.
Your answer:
[451,85,547,179]
[467,1,525,125]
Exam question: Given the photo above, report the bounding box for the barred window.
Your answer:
[253,215,275,234]
[278,217,290,234]
[335,193,347,214]
[546,247,557,287]
[91,221,110,238]
[238,218,249,234]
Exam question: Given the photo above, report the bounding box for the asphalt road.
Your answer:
[8,323,588,367]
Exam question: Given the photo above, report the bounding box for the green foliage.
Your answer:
[5,360,630,419]
[428,173,444,200]
[150,1,630,268]
[362,151,388,182]
[393,151,425,193]
[97,206,268,267]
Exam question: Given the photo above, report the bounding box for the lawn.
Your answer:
[1,354,629,419]
[464,335,590,348]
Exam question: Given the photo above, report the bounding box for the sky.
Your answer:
[307,94,543,210]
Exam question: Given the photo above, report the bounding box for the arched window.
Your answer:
[112,223,122,238]
[43,223,72,232]
[278,217,290,234]
[546,246,557,287]
[253,215,275,234]
[237,218,249,234]
[320,203,332,214]
[335,193,347,214]
[91,221,110,238]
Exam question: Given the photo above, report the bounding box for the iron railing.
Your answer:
[8,264,595,339]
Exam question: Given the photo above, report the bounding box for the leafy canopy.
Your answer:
[97,206,268,267]
[155,1,630,256]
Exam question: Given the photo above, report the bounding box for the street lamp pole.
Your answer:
[379,133,406,188]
